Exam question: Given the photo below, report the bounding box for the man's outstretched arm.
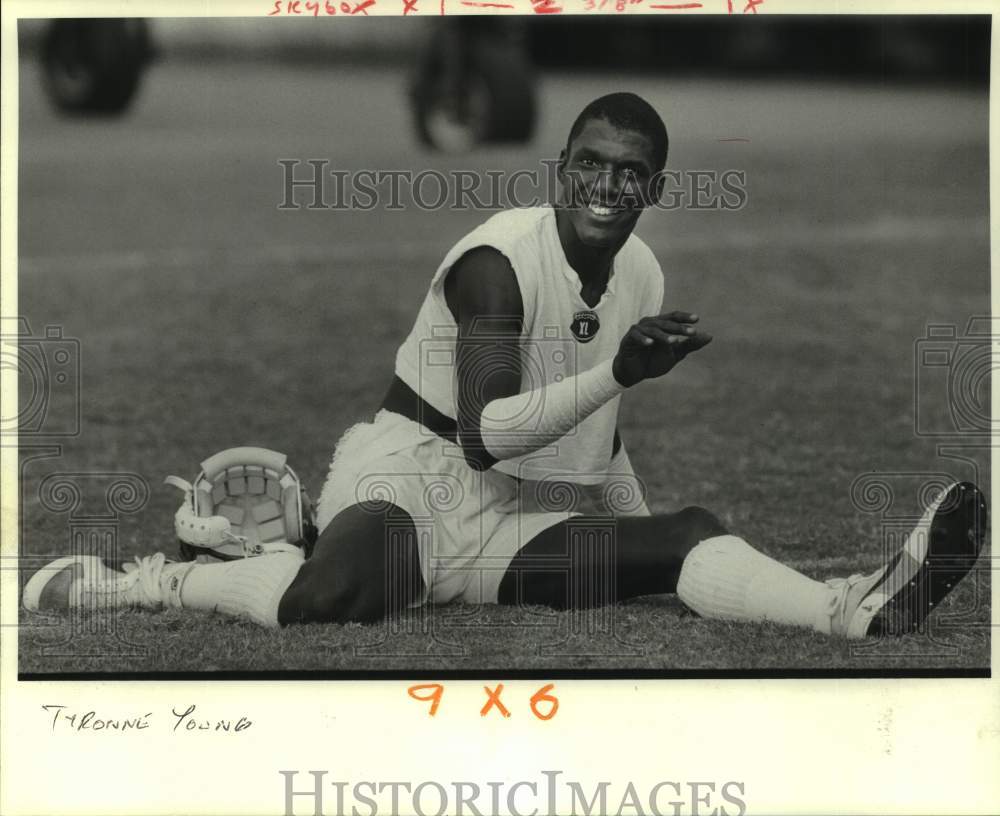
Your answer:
[446,246,712,471]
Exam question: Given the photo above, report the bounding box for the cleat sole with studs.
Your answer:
[868,482,988,637]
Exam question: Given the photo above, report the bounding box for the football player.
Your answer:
[25,93,987,640]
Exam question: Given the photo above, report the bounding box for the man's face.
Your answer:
[557,117,662,249]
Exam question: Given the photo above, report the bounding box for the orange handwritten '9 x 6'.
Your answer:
[407,683,559,721]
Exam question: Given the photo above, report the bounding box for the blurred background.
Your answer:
[17,16,990,147]
[17,16,992,80]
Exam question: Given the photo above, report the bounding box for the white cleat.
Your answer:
[826,482,988,639]
[23,553,193,614]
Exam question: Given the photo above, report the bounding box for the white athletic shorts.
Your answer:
[316,410,573,605]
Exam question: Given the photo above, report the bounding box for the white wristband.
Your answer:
[479,358,627,460]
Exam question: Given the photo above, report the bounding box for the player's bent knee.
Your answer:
[282,501,425,624]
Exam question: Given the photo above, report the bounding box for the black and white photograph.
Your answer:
[1,4,998,814]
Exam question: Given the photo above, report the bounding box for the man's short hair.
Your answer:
[566,92,669,170]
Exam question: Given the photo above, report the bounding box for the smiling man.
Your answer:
[26,93,987,641]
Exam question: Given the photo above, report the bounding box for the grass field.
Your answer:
[15,57,991,673]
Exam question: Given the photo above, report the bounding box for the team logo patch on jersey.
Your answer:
[570,310,600,343]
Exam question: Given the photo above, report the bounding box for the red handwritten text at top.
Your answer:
[265,0,762,12]
[531,0,563,13]
[584,0,640,11]
[268,0,375,15]
[267,0,764,11]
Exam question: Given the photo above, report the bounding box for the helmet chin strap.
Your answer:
[223,530,303,559]
[172,502,304,559]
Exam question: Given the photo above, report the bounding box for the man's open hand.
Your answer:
[612,311,712,388]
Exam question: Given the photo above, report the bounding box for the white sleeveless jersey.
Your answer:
[394,206,665,485]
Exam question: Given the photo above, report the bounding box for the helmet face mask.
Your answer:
[169,447,318,563]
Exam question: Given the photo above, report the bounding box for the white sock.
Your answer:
[677,535,835,634]
[170,552,304,628]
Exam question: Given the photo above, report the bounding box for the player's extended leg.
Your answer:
[22,548,305,627]
[23,501,425,628]
[497,505,728,607]
[498,505,836,630]
[498,483,987,638]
